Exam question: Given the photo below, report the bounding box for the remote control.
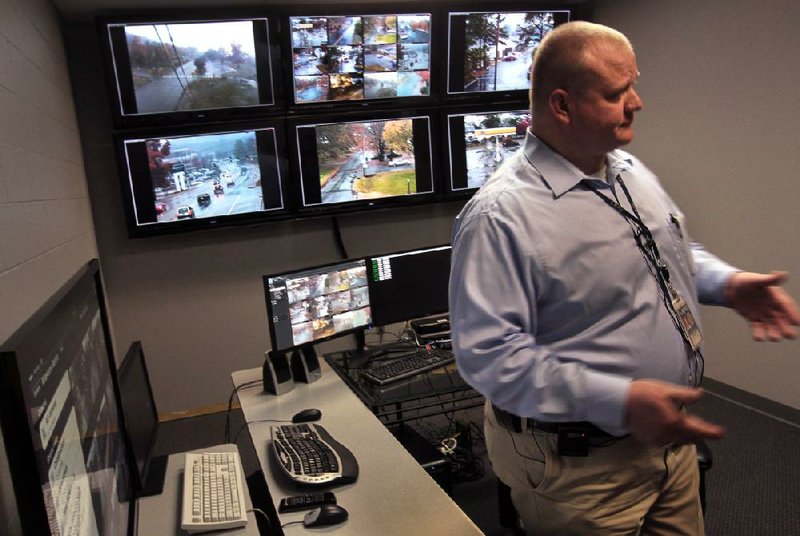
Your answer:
[278,491,337,513]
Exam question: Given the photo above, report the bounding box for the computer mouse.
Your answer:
[303,504,349,527]
[292,408,322,423]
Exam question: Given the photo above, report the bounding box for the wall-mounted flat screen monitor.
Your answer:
[0,260,132,536]
[265,259,373,352]
[446,106,530,193]
[447,10,570,98]
[103,16,277,125]
[288,13,432,105]
[291,113,436,213]
[118,121,287,237]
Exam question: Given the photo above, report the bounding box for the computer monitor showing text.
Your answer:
[367,245,451,326]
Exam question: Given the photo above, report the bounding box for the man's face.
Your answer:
[568,42,643,156]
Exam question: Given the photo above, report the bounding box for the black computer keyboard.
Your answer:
[270,423,359,486]
[360,347,455,386]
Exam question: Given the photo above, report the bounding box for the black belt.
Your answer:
[492,404,620,439]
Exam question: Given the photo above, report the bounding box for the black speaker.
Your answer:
[263,350,295,395]
[290,346,322,384]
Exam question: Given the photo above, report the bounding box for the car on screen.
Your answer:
[176,206,195,219]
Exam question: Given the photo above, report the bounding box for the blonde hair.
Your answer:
[530,21,633,111]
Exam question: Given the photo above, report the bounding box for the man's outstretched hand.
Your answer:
[724,271,800,341]
[627,380,725,447]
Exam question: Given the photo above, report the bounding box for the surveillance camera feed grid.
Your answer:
[285,264,372,346]
[311,118,422,205]
[121,20,261,113]
[291,14,430,103]
[458,11,557,93]
[461,111,530,189]
[137,129,274,224]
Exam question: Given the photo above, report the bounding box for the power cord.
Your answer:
[224,379,263,443]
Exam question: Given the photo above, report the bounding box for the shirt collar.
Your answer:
[522,131,634,198]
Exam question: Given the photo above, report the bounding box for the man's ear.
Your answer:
[549,89,571,125]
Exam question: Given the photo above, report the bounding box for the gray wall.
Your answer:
[595,0,800,409]
[0,0,99,534]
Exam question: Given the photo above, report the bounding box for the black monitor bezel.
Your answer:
[278,3,441,113]
[286,108,443,218]
[97,10,283,129]
[0,260,133,536]
[441,101,531,199]
[263,256,375,353]
[114,118,291,238]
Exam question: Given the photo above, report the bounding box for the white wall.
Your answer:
[0,0,98,533]
[595,0,800,408]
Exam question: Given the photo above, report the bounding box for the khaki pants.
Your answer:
[485,401,704,535]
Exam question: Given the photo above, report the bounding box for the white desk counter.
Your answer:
[232,362,483,535]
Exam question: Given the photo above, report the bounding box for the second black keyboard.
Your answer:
[360,347,455,386]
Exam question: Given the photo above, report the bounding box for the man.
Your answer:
[448,21,800,535]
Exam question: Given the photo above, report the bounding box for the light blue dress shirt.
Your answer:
[449,132,737,436]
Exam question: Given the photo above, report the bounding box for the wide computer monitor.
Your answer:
[264,258,373,353]
[263,244,451,352]
[0,260,133,536]
[101,15,279,126]
[286,11,433,106]
[445,105,530,194]
[117,120,288,237]
[289,112,437,215]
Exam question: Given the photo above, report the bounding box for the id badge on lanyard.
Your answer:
[670,287,703,351]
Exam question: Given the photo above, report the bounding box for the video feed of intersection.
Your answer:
[118,20,264,114]
[291,14,431,103]
[126,129,282,225]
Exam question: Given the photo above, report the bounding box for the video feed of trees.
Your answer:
[309,119,424,205]
[461,11,556,92]
[291,14,431,103]
[139,130,273,223]
[123,21,260,113]
[460,111,530,189]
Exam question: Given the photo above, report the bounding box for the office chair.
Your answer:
[497,439,712,531]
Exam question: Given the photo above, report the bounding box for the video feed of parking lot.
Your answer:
[459,111,530,189]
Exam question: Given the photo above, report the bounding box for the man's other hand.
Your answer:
[627,380,725,447]
[725,271,800,341]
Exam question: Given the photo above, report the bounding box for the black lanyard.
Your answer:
[582,174,704,384]
[582,175,672,295]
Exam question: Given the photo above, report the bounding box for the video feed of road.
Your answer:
[305,118,428,205]
[120,20,262,113]
[449,11,562,93]
[291,14,431,103]
[127,128,281,225]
